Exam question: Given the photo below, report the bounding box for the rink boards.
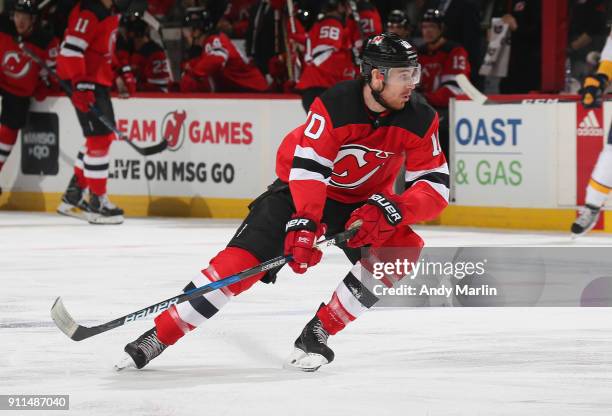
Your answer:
[444,96,612,232]
[0,93,610,232]
[0,94,303,218]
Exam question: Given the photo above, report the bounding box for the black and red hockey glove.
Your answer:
[346,193,405,248]
[580,73,608,108]
[71,80,95,113]
[284,215,326,274]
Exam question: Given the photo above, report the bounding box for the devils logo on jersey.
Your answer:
[2,51,32,79]
[330,144,394,189]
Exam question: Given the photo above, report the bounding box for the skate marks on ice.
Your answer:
[103,365,326,390]
[0,320,59,329]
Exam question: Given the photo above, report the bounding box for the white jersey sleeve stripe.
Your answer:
[289,168,330,183]
[65,35,89,50]
[294,145,334,168]
[405,163,449,182]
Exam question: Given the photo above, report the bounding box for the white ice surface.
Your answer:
[1,212,611,416]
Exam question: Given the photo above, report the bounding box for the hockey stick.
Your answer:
[348,0,366,41]
[286,0,297,34]
[50,222,362,341]
[455,74,612,105]
[142,11,175,83]
[18,41,168,156]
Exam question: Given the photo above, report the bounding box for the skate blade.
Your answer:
[57,202,89,221]
[114,353,137,371]
[283,347,328,372]
[88,214,124,225]
[571,222,599,239]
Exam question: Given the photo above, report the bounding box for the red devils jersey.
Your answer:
[347,6,383,49]
[296,16,355,91]
[0,15,51,97]
[44,36,62,93]
[417,40,471,108]
[222,0,256,38]
[276,80,449,224]
[189,31,267,92]
[57,0,120,86]
[130,41,170,92]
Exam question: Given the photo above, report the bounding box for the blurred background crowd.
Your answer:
[1,0,611,101]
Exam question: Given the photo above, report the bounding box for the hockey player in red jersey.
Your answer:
[295,0,356,112]
[417,9,470,108]
[417,8,470,161]
[55,0,131,224]
[0,0,52,176]
[179,7,210,92]
[179,8,268,93]
[346,0,382,53]
[386,9,412,41]
[125,17,170,92]
[117,33,449,372]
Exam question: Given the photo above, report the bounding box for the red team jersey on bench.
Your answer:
[296,16,355,91]
[418,40,471,108]
[0,15,50,97]
[189,31,267,92]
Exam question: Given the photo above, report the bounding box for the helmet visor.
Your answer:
[385,65,421,86]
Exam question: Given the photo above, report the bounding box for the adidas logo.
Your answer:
[577,110,604,136]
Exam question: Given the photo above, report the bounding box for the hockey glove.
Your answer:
[71,80,95,113]
[346,193,404,248]
[120,65,137,96]
[580,73,608,108]
[33,80,51,102]
[284,215,326,274]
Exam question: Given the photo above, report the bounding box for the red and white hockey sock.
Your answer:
[317,262,380,335]
[0,125,19,171]
[155,247,264,345]
[74,145,88,189]
[84,133,113,196]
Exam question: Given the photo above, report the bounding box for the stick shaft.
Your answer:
[52,226,360,341]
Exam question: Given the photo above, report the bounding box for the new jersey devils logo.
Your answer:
[330,144,394,189]
[2,51,31,79]
[162,110,187,151]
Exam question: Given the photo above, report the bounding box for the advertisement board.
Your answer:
[0,95,305,217]
[451,101,557,207]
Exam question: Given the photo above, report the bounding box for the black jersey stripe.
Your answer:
[292,156,333,178]
[62,42,85,54]
[406,171,450,188]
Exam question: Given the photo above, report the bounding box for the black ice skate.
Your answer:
[284,304,334,372]
[571,204,601,237]
[115,327,168,370]
[88,194,124,225]
[56,175,90,220]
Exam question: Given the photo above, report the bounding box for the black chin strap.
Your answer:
[369,80,394,111]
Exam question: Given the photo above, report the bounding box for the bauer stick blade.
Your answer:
[50,223,361,341]
[51,297,108,341]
